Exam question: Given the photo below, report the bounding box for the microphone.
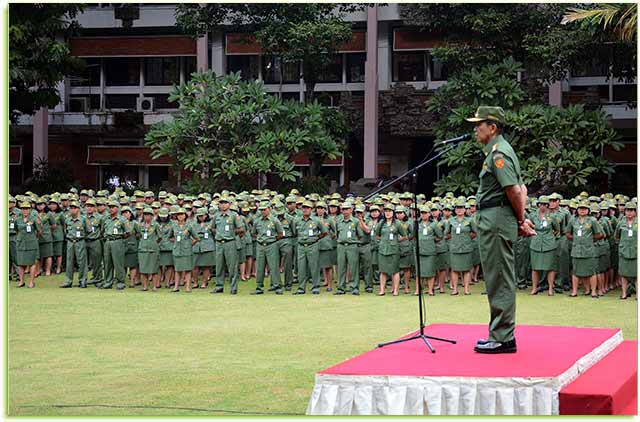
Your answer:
[436,133,472,145]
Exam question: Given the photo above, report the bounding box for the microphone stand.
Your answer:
[365,143,458,353]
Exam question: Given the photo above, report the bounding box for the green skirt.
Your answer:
[572,257,596,278]
[418,254,436,278]
[378,252,399,275]
[38,241,53,258]
[173,255,193,272]
[194,251,215,267]
[436,251,449,271]
[619,257,637,278]
[237,245,246,260]
[472,245,481,266]
[245,242,254,258]
[319,249,334,269]
[159,251,173,267]
[450,252,472,272]
[530,249,556,271]
[138,251,159,274]
[17,249,38,266]
[598,252,610,274]
[125,252,138,268]
[52,241,63,257]
[399,252,413,269]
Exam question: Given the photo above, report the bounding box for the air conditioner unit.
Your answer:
[68,97,90,113]
[136,97,155,112]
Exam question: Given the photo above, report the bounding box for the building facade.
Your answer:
[11,3,637,194]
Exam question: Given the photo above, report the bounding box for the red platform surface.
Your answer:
[559,340,637,415]
[321,324,621,378]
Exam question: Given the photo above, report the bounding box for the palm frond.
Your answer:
[562,4,637,42]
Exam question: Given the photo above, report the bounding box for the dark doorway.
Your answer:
[409,137,437,197]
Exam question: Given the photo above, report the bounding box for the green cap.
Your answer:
[538,195,550,205]
[355,204,366,213]
[121,206,132,214]
[286,195,297,204]
[316,201,328,210]
[419,204,431,213]
[258,201,270,210]
[69,201,80,208]
[341,202,353,209]
[369,204,380,212]
[625,201,636,210]
[301,200,313,209]
[158,208,169,218]
[599,202,609,211]
[577,200,590,209]
[465,106,505,124]
[85,199,96,207]
[19,201,31,209]
[176,207,186,215]
[196,207,207,216]
[108,200,119,207]
[383,204,395,212]
[143,207,153,215]
[454,198,467,208]
[169,205,180,215]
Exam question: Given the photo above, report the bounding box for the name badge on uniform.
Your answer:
[455,226,461,235]
[176,235,181,242]
[9,222,14,230]
[347,231,352,238]
[225,224,229,231]
[423,228,428,236]
[577,228,582,237]
[266,230,271,237]
[204,232,208,239]
[143,232,148,240]
[542,221,548,228]
[282,230,286,237]
[91,226,95,233]
[389,233,394,240]
[26,225,32,233]
[309,229,314,236]
[76,230,81,238]
[113,228,118,235]
[629,229,633,237]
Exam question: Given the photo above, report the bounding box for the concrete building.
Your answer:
[11,3,637,194]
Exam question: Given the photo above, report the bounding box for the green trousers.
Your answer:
[216,240,239,291]
[557,237,571,289]
[65,240,87,286]
[337,243,359,293]
[103,239,125,288]
[477,207,517,344]
[358,244,373,290]
[255,241,281,293]
[297,242,320,292]
[279,238,294,289]
[9,237,16,277]
[85,239,103,283]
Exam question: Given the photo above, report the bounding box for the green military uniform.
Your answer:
[435,211,451,272]
[357,210,375,293]
[318,212,336,270]
[446,213,476,272]
[335,208,363,294]
[15,206,41,267]
[158,210,174,267]
[596,207,612,274]
[123,212,139,270]
[169,218,199,272]
[135,215,162,275]
[102,204,130,289]
[469,106,523,346]
[84,205,104,284]
[37,210,54,258]
[417,213,441,278]
[293,204,327,294]
[375,210,406,276]
[529,207,560,271]
[252,204,283,294]
[278,209,296,291]
[397,212,414,270]
[367,209,382,287]
[213,204,244,293]
[62,206,88,288]
[193,212,215,268]
[566,205,602,277]
[9,202,18,277]
[50,209,65,259]
[615,204,637,279]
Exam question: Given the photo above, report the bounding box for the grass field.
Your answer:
[7,274,637,416]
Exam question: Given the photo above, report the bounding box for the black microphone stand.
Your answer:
[364,144,458,353]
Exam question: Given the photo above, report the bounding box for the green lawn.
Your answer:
[7,274,637,416]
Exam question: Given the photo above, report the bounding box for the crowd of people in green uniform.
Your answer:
[8,187,637,299]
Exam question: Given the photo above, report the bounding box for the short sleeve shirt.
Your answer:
[476,135,523,204]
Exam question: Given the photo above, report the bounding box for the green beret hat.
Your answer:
[466,106,505,124]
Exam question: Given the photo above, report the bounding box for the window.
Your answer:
[148,94,178,109]
[392,51,426,82]
[148,166,169,189]
[316,92,341,107]
[69,94,101,111]
[184,56,196,82]
[613,84,637,102]
[571,48,610,77]
[429,54,448,81]
[105,94,138,109]
[104,57,140,86]
[281,92,300,103]
[144,57,179,86]
[70,58,101,86]
[227,55,259,81]
[262,56,299,84]
[346,53,366,83]
[317,55,343,83]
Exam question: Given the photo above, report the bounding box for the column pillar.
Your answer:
[549,81,562,107]
[33,107,48,164]
[363,5,379,179]
[197,33,209,72]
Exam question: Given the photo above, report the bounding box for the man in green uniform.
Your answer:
[286,195,301,283]
[251,201,283,295]
[466,106,536,354]
[212,196,244,294]
[336,202,363,295]
[355,204,374,293]
[60,201,89,288]
[278,199,297,291]
[293,201,327,294]
[102,200,130,290]
[9,196,17,281]
[84,199,104,286]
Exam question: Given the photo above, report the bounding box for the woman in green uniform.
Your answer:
[615,201,637,299]
[316,202,336,292]
[169,208,199,292]
[565,201,604,298]
[608,201,619,292]
[192,207,215,288]
[445,199,476,295]
[121,207,139,288]
[48,197,65,274]
[134,207,161,291]
[327,200,340,283]
[15,201,41,288]
[529,196,560,295]
[395,206,414,294]
[35,197,54,276]
[241,205,254,281]
[415,204,442,296]
[157,208,175,289]
[374,204,407,296]
[431,204,448,294]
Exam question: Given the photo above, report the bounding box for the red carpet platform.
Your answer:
[306,324,625,415]
[559,340,637,415]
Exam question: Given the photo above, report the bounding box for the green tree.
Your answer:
[9,4,85,123]
[427,59,622,196]
[144,71,346,191]
[563,3,637,43]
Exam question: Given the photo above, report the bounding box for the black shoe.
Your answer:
[476,338,490,345]
[284,287,292,292]
[333,290,345,295]
[101,284,113,289]
[293,290,305,295]
[365,288,373,293]
[116,285,125,290]
[474,339,517,354]
[95,283,103,289]
[481,290,488,295]
[250,290,264,295]
[78,283,87,288]
[213,288,224,294]
[312,290,320,295]
[59,283,72,288]
[267,286,277,292]
[230,289,237,295]
[275,290,283,295]
[351,290,360,296]
[326,287,333,292]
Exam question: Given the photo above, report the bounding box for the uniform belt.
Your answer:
[67,238,85,243]
[338,242,357,246]
[86,238,100,242]
[105,236,123,241]
[216,239,233,244]
[258,240,276,246]
[299,239,318,246]
[477,199,508,210]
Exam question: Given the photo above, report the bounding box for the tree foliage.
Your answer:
[427,59,623,196]
[9,4,85,123]
[144,71,347,191]
[563,3,637,43]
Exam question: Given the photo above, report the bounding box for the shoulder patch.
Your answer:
[494,157,505,169]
